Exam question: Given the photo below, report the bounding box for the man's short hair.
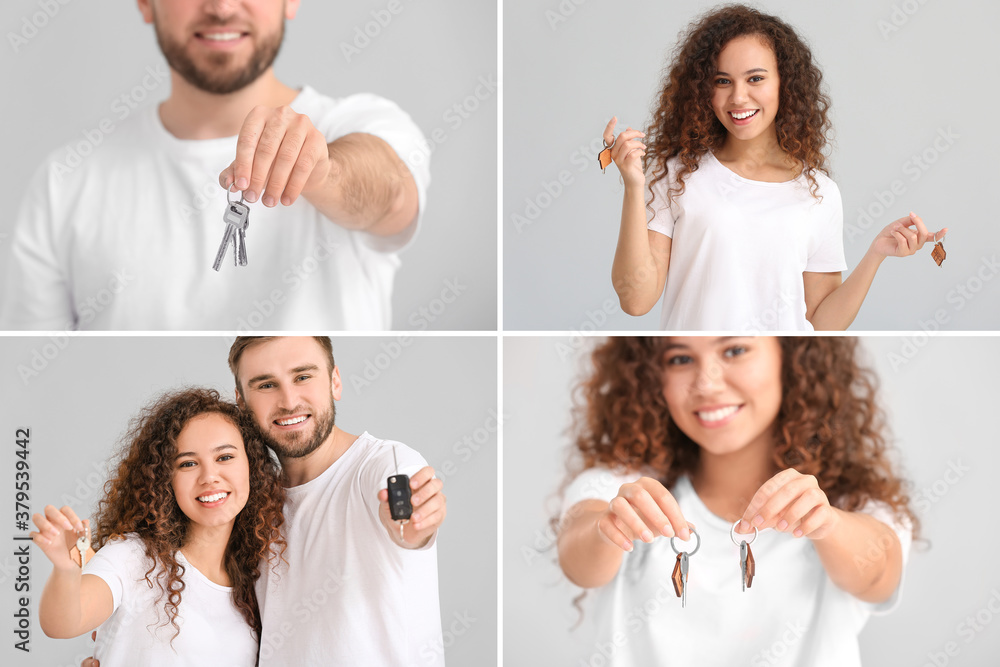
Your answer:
[229,336,336,394]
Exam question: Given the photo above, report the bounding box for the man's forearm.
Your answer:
[809,251,884,330]
[302,132,419,236]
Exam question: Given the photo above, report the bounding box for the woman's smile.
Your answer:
[694,404,743,427]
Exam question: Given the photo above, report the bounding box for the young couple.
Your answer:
[31,336,447,666]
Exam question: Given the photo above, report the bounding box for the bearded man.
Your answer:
[2,0,428,331]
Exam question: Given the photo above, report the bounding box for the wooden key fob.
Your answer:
[598,147,613,173]
[931,241,946,266]
[671,552,687,600]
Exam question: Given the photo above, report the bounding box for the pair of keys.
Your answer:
[212,189,251,271]
[669,521,758,608]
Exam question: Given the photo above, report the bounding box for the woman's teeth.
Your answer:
[730,110,758,120]
[697,406,740,423]
[197,492,229,503]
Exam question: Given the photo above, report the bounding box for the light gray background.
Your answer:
[504,0,1000,330]
[0,0,496,331]
[0,335,497,665]
[504,335,1000,665]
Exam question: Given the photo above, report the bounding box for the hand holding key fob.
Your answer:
[387,474,412,521]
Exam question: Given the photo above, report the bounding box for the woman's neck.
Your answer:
[714,125,802,178]
[689,431,781,523]
[717,124,782,161]
[180,523,234,586]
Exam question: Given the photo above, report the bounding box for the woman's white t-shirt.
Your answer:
[561,468,912,667]
[83,534,258,666]
[646,153,847,331]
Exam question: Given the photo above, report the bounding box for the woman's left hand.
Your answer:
[735,468,840,540]
[870,211,947,259]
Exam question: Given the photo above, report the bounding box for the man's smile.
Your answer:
[274,413,311,429]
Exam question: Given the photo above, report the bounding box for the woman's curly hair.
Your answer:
[644,4,832,211]
[93,388,286,642]
[568,337,919,538]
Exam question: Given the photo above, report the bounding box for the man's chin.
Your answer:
[264,429,323,459]
[177,65,262,95]
[156,26,284,95]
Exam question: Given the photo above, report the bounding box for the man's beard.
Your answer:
[259,399,336,460]
[153,15,284,95]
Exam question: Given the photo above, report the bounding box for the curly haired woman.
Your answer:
[30,388,285,665]
[557,336,917,666]
[605,4,946,330]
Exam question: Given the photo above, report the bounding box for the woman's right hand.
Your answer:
[598,477,693,551]
[30,505,87,572]
[602,116,646,189]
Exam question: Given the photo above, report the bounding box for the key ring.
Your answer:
[731,520,758,546]
[227,187,245,206]
[597,138,615,172]
[669,528,700,556]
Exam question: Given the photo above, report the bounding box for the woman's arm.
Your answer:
[31,506,114,638]
[809,508,903,603]
[557,500,627,589]
[40,572,114,638]
[804,257,881,330]
[738,469,903,603]
[558,477,692,589]
[612,217,672,316]
[602,117,671,316]
[806,212,946,330]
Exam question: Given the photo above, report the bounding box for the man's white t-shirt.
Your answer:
[647,153,847,331]
[561,468,912,667]
[0,86,430,330]
[83,534,258,666]
[256,432,443,667]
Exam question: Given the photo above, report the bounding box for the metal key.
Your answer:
[732,520,758,592]
[740,540,756,591]
[669,529,700,608]
[213,191,250,271]
[75,524,91,568]
[680,553,689,607]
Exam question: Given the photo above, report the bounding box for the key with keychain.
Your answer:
[670,529,700,608]
[931,239,946,266]
[213,189,250,272]
[70,522,91,568]
[732,520,757,592]
[387,444,413,542]
[668,523,763,608]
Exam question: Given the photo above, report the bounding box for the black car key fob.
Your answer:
[387,473,412,521]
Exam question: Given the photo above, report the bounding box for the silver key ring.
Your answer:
[669,528,700,556]
[227,187,245,206]
[731,520,758,546]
